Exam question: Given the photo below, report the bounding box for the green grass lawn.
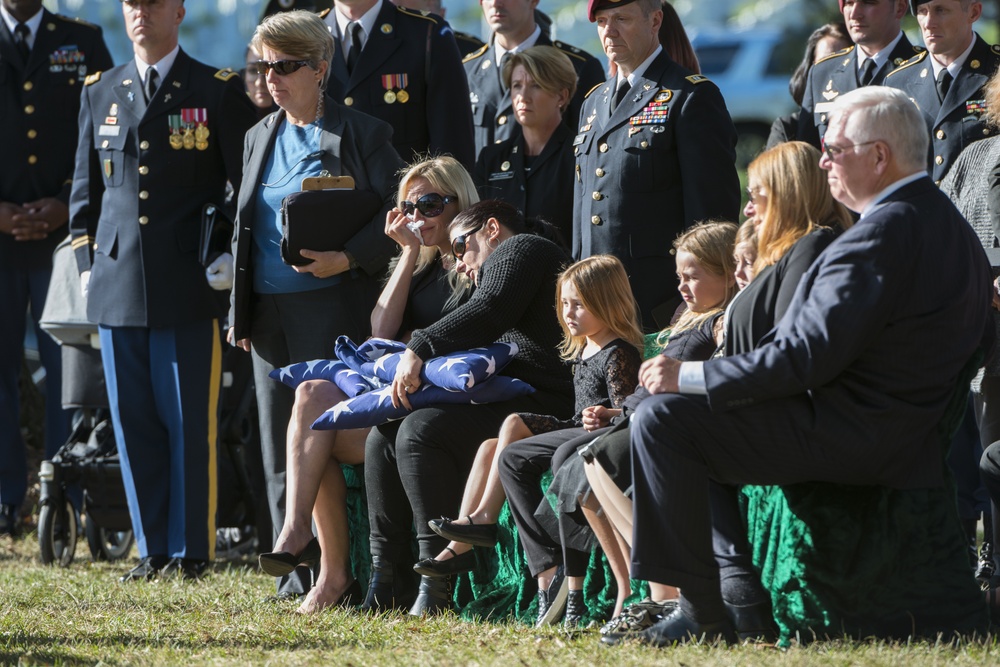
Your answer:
[2,534,1000,666]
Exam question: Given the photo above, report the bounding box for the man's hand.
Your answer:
[638,355,682,395]
[0,202,26,235]
[11,198,69,241]
[293,249,350,278]
[80,270,91,299]
[206,253,234,290]
[227,327,251,352]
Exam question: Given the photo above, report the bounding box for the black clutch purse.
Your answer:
[199,203,234,267]
[280,177,383,267]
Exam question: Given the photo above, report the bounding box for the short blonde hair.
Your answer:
[502,46,578,111]
[251,10,334,89]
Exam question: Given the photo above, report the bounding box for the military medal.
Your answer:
[381,74,409,104]
[193,108,210,144]
[396,89,409,104]
[168,115,184,150]
[181,109,197,149]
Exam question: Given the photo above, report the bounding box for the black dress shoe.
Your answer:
[161,557,208,580]
[726,600,778,642]
[408,575,453,616]
[606,608,737,647]
[119,555,169,583]
[258,537,321,577]
[428,516,499,548]
[413,547,476,577]
[0,504,19,538]
[361,557,415,612]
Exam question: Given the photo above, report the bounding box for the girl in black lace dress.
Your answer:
[415,256,643,584]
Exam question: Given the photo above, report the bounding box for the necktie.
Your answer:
[144,68,159,103]
[499,51,512,89]
[346,22,362,75]
[936,69,953,102]
[611,79,631,113]
[13,23,30,63]
[859,58,876,86]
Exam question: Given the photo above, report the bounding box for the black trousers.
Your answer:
[497,427,603,577]
[365,389,571,562]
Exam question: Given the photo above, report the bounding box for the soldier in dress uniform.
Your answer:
[390,0,484,58]
[797,0,919,149]
[0,0,112,536]
[885,0,999,183]
[68,0,256,581]
[321,0,475,169]
[464,0,605,158]
[574,0,739,331]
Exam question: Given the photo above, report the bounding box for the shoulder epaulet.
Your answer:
[396,5,438,24]
[214,68,238,82]
[318,8,331,19]
[84,71,102,86]
[551,39,587,63]
[814,44,854,66]
[55,14,101,30]
[685,74,711,85]
[913,45,926,53]
[463,43,489,64]
[885,50,928,77]
[455,31,482,44]
[583,82,603,99]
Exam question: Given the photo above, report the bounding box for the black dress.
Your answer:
[396,255,470,336]
[517,338,641,434]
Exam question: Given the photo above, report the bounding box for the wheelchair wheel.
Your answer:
[38,500,78,567]
[85,516,134,562]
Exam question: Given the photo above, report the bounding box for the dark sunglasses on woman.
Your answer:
[451,223,485,259]
[249,59,313,77]
[401,193,457,218]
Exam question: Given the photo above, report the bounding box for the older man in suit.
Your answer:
[618,86,993,645]
[69,0,256,582]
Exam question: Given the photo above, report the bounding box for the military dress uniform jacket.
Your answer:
[797,37,920,149]
[474,122,575,243]
[885,34,1000,183]
[463,33,605,156]
[323,4,475,169]
[0,10,112,270]
[229,97,405,340]
[69,49,257,328]
[573,50,739,328]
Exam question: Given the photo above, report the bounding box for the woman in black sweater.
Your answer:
[362,200,575,615]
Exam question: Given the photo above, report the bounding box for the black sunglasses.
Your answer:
[250,59,313,77]
[401,193,457,218]
[451,223,485,260]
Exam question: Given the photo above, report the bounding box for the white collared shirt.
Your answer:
[857,31,905,78]
[859,171,927,219]
[330,0,383,59]
[1,4,43,51]
[495,24,541,66]
[929,33,976,80]
[135,44,180,88]
[615,44,663,92]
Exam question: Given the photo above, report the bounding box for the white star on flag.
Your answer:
[439,356,466,371]
[485,355,497,375]
[330,400,354,420]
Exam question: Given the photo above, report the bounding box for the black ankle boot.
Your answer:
[361,557,397,612]
[408,575,454,616]
[564,589,586,628]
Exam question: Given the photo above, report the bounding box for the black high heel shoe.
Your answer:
[413,547,476,577]
[428,516,499,548]
[258,537,321,577]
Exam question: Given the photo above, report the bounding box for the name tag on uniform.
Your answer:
[489,171,515,181]
[814,101,836,114]
[573,133,587,146]
[99,125,121,136]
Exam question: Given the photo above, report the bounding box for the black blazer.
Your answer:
[705,178,993,489]
[474,123,575,243]
[1,10,113,270]
[229,97,405,339]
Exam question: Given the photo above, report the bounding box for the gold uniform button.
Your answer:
[592,191,603,201]
[139,166,149,175]
[985,128,992,136]
[24,104,35,114]
[934,155,943,165]
[935,130,945,139]
[27,155,37,165]
[139,190,149,200]
[27,129,37,139]
[102,140,109,148]
[640,140,649,149]
[139,216,149,225]
[599,143,608,153]
[23,81,33,91]
[595,168,605,177]
[344,96,354,106]
[591,215,602,225]
[497,115,507,126]
[140,140,150,150]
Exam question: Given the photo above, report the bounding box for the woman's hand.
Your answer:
[227,327,251,352]
[293,249,350,278]
[993,276,1000,311]
[385,207,422,249]
[391,348,424,410]
[581,406,619,431]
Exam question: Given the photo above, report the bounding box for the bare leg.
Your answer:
[582,492,631,617]
[585,459,633,547]
[297,428,368,614]
[272,380,347,557]
[431,414,534,562]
